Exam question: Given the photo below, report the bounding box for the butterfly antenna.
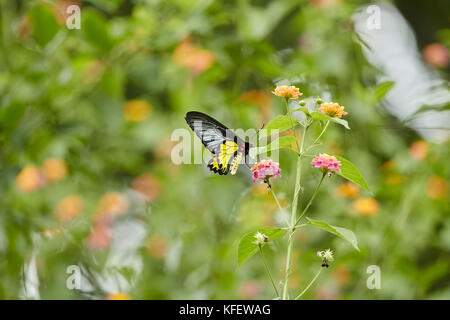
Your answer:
[256,123,265,138]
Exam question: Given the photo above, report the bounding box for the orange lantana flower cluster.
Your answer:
[272,85,302,100]
[318,102,348,118]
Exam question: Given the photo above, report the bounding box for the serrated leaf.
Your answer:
[238,227,286,266]
[310,111,350,130]
[374,81,394,101]
[306,218,359,251]
[332,155,370,192]
[259,115,299,138]
[256,136,296,155]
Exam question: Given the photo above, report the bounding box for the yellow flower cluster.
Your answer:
[272,85,302,100]
[318,102,348,118]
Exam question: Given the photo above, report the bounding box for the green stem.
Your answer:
[313,121,329,145]
[259,245,279,297]
[285,98,300,151]
[270,187,289,227]
[282,125,307,300]
[306,120,330,152]
[294,267,323,300]
[294,173,326,227]
[293,223,307,231]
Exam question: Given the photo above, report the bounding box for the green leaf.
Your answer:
[259,115,299,138]
[310,111,350,130]
[306,218,359,251]
[29,5,60,47]
[374,81,394,101]
[292,106,310,115]
[256,136,296,155]
[238,227,286,266]
[332,155,370,192]
[82,10,113,51]
[239,2,293,40]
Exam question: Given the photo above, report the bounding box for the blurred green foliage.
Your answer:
[0,0,448,300]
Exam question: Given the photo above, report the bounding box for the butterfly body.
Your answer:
[185,111,252,176]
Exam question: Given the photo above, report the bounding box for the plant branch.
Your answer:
[270,187,289,227]
[285,98,300,151]
[259,245,279,297]
[294,267,323,300]
[306,120,330,152]
[282,124,307,300]
[294,172,326,227]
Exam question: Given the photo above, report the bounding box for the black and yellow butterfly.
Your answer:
[185,111,252,175]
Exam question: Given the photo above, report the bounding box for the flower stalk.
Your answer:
[250,85,347,300]
[295,172,326,227]
[294,267,323,300]
[282,123,308,300]
[259,245,279,297]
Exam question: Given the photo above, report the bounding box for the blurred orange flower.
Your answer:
[53,1,82,25]
[310,0,342,8]
[238,90,270,109]
[332,265,350,287]
[146,235,168,259]
[132,174,162,201]
[423,43,449,68]
[381,160,395,172]
[97,192,129,217]
[426,176,448,200]
[15,165,46,192]
[409,140,428,160]
[335,182,360,198]
[250,183,269,197]
[352,197,379,216]
[315,285,339,300]
[385,173,405,185]
[17,14,32,39]
[238,90,271,123]
[86,221,112,250]
[42,158,68,182]
[154,136,177,159]
[238,281,262,299]
[123,100,151,122]
[106,293,131,300]
[54,195,84,223]
[84,60,105,84]
[173,36,216,75]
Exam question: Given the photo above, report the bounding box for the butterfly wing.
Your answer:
[185,111,252,175]
[185,111,244,153]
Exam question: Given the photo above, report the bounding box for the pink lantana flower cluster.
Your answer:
[251,159,281,186]
[310,153,341,177]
